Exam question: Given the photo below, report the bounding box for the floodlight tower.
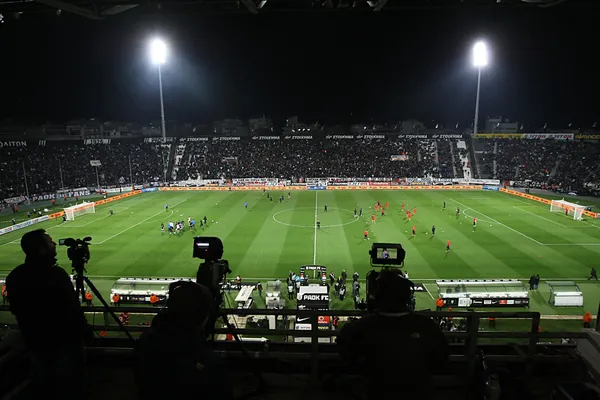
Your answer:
[150,38,168,182]
[472,41,488,135]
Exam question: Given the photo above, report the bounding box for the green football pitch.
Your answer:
[1,189,599,319]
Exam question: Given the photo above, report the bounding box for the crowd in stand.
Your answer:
[176,139,438,181]
[0,142,165,199]
[477,139,600,195]
[2,138,600,199]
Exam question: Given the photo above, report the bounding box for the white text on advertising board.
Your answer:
[252,136,280,140]
[284,135,313,140]
[523,134,574,140]
[301,294,329,301]
[212,137,241,141]
[84,139,111,145]
[397,134,428,139]
[357,134,385,139]
[0,141,27,147]
[326,135,354,140]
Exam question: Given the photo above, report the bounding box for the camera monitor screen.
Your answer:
[377,248,397,260]
[370,243,405,265]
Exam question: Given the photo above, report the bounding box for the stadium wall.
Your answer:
[159,185,483,192]
[500,188,599,218]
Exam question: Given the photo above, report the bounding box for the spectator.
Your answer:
[6,229,90,399]
[135,281,229,399]
[338,270,448,400]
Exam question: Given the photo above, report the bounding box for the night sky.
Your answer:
[0,5,599,128]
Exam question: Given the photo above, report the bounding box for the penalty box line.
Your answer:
[449,198,544,246]
[94,198,188,245]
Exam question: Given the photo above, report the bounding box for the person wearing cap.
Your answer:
[135,281,230,399]
[338,270,448,400]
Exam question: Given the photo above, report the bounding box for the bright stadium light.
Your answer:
[149,37,168,182]
[150,38,167,65]
[472,40,489,134]
[472,41,488,67]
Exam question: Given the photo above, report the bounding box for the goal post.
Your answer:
[64,202,96,221]
[550,199,585,220]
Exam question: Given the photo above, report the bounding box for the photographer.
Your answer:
[135,281,230,399]
[337,270,448,400]
[6,229,89,398]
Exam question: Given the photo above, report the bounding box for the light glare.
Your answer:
[150,38,167,65]
[473,41,488,67]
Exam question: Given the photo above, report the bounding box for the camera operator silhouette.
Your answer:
[338,270,448,400]
[135,280,231,399]
[6,229,90,399]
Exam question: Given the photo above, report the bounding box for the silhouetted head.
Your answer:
[21,229,57,265]
[375,269,413,313]
[167,281,213,330]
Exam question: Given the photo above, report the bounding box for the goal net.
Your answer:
[64,202,96,221]
[550,199,585,220]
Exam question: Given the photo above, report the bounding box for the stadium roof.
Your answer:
[0,0,597,19]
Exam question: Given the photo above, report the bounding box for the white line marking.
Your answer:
[272,207,359,229]
[94,198,187,245]
[449,198,544,246]
[512,206,567,227]
[423,284,435,299]
[542,243,600,246]
[313,191,318,264]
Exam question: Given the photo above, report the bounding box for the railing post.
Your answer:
[464,313,479,383]
[596,302,600,332]
[310,312,319,384]
[527,313,541,358]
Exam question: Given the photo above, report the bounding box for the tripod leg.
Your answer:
[82,276,135,342]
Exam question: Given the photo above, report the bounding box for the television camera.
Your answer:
[365,243,415,312]
[59,237,92,300]
[192,236,232,335]
[58,236,134,341]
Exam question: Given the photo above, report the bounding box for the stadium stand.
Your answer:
[2,134,600,199]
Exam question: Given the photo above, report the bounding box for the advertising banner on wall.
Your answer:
[284,135,313,140]
[356,134,386,139]
[0,141,27,147]
[179,137,209,142]
[0,215,49,236]
[474,134,524,139]
[212,137,241,141]
[523,133,574,140]
[144,137,176,143]
[252,136,280,140]
[325,135,354,140]
[575,134,600,140]
[397,134,428,139]
[84,139,111,145]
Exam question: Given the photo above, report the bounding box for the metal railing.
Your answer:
[2,305,595,383]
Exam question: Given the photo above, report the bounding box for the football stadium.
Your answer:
[2,135,600,399]
[3,0,600,398]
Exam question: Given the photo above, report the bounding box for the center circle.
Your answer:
[272,207,360,229]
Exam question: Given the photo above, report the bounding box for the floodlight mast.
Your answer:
[472,41,488,135]
[150,38,168,183]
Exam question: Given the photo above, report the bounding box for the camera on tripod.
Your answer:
[193,236,232,296]
[59,237,92,267]
[365,243,415,312]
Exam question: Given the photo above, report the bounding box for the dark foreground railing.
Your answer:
[2,305,598,383]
